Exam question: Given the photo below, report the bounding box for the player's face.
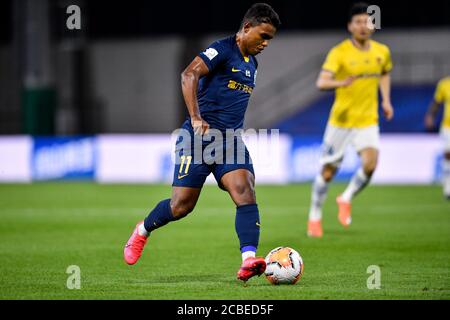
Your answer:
[242,22,276,56]
[348,13,374,41]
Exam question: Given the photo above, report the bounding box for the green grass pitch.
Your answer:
[0,183,449,300]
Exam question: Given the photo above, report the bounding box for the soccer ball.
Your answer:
[264,247,304,285]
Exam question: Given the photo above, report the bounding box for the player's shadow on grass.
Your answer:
[313,229,360,237]
[298,228,360,240]
[142,274,268,286]
[147,274,225,284]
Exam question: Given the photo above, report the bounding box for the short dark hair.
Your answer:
[240,3,281,30]
[348,2,370,22]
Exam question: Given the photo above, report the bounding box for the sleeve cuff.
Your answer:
[198,53,213,72]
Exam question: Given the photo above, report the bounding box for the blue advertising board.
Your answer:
[32,137,96,181]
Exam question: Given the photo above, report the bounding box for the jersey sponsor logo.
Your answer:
[203,48,218,60]
[227,80,253,94]
[177,173,189,179]
[231,67,241,72]
[355,73,382,79]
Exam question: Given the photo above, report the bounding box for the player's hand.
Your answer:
[424,114,435,130]
[382,101,394,121]
[340,76,356,87]
[191,116,210,135]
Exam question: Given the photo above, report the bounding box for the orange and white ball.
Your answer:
[264,247,304,285]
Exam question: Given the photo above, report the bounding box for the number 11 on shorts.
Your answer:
[178,155,192,178]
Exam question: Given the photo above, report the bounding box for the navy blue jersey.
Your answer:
[195,35,258,131]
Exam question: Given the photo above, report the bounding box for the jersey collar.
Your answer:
[349,38,371,52]
[234,34,251,63]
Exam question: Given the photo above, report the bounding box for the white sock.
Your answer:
[443,159,450,197]
[308,175,329,221]
[138,223,149,237]
[242,250,255,261]
[341,168,370,202]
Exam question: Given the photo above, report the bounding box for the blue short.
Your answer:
[172,121,254,189]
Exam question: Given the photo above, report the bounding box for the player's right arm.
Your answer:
[316,70,355,91]
[181,56,210,135]
[316,46,354,91]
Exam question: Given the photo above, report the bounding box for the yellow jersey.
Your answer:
[434,77,450,128]
[322,39,393,128]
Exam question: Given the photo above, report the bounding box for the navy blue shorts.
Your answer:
[172,122,254,189]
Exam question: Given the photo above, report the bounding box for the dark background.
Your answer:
[1,0,449,135]
[1,0,450,43]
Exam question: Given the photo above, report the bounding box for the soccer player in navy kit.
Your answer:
[124,3,280,282]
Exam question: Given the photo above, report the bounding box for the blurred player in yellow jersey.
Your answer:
[425,76,450,199]
[307,2,394,237]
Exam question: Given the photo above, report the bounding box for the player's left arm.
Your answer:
[379,46,394,121]
[424,100,441,130]
[379,72,394,121]
[424,80,443,130]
